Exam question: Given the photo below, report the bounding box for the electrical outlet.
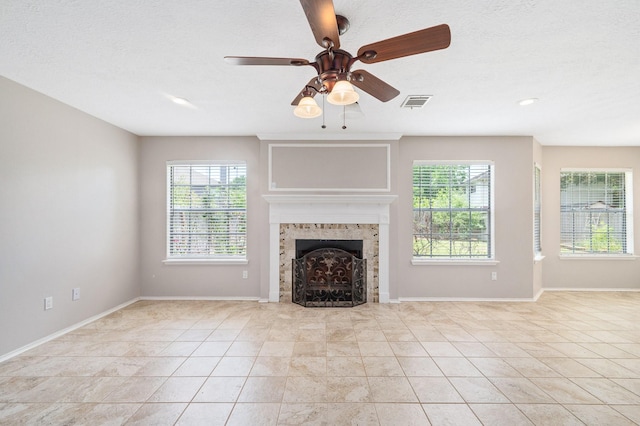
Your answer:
[242,270,248,279]
[72,288,80,301]
[44,296,53,310]
[491,272,498,281]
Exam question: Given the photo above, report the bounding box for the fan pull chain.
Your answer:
[321,95,326,129]
[342,105,347,129]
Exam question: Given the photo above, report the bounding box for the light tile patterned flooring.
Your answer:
[1,292,640,425]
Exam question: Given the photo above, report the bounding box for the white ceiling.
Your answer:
[2,0,639,145]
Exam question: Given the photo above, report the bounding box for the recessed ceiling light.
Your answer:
[518,98,538,106]
[170,96,191,106]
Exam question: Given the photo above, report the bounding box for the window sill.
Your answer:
[559,255,638,261]
[163,258,249,265]
[412,259,500,266]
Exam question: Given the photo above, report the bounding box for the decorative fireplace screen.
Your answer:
[293,248,366,307]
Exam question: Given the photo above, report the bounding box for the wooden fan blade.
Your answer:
[224,56,310,66]
[357,24,451,64]
[350,70,400,102]
[291,78,323,105]
[300,0,340,49]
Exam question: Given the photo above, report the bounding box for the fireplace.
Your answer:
[293,239,366,307]
[281,224,377,303]
[296,239,363,258]
[264,195,396,303]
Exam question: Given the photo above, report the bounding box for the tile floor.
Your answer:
[1,291,640,425]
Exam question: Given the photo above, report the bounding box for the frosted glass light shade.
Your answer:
[327,80,359,105]
[293,96,322,118]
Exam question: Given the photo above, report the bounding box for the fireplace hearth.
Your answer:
[293,243,366,307]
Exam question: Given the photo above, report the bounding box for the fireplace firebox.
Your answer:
[293,239,366,307]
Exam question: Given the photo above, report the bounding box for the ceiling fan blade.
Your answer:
[291,78,323,105]
[299,0,340,49]
[224,56,310,66]
[350,70,400,102]
[357,24,451,64]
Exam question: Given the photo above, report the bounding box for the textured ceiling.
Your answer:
[1,0,639,145]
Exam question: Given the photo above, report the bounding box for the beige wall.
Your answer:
[397,137,535,299]
[138,136,263,299]
[141,136,586,301]
[542,146,640,289]
[0,77,140,357]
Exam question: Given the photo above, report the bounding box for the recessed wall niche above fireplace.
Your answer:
[263,195,396,303]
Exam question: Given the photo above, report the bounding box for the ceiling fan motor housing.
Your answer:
[315,49,355,92]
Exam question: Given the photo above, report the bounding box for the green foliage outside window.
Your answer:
[413,164,491,258]
[585,223,622,253]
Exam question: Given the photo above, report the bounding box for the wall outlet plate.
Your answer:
[44,296,53,310]
[72,288,80,301]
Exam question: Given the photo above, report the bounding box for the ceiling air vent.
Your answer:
[401,95,432,109]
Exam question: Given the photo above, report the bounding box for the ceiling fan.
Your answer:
[224,0,451,119]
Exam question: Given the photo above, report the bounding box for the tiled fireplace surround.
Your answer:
[264,195,396,304]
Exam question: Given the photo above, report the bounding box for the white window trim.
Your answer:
[162,258,249,265]
[533,163,542,259]
[559,255,638,261]
[165,160,248,261]
[412,160,496,262]
[412,259,500,266]
[625,170,634,252]
[559,168,633,257]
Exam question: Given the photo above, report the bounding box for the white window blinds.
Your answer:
[534,165,542,255]
[168,162,247,258]
[560,170,632,255]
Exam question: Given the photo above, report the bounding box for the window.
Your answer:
[413,162,493,259]
[560,169,632,255]
[167,162,247,259]
[534,165,542,256]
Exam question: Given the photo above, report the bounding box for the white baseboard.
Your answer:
[139,296,260,301]
[398,296,538,302]
[0,297,141,363]
[543,287,640,292]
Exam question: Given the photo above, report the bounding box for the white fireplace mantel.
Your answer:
[263,194,396,303]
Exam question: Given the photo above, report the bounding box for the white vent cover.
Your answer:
[401,95,432,109]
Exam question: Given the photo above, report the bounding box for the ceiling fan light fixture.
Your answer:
[327,80,359,105]
[294,96,322,118]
